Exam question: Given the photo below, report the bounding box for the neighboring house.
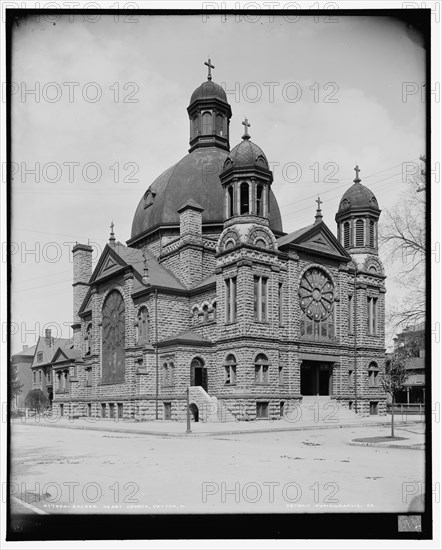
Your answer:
[394,323,426,404]
[31,330,75,407]
[51,62,387,421]
[11,344,37,409]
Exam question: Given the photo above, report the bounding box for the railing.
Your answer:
[387,403,425,422]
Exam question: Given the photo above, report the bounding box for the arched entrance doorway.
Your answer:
[190,357,208,392]
[189,403,199,422]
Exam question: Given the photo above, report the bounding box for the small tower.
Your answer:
[187,58,232,153]
[335,165,381,256]
[219,118,274,223]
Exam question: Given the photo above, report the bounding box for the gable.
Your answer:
[89,245,127,284]
[278,222,350,260]
[52,348,69,363]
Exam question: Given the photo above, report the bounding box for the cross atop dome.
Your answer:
[354,164,361,183]
[204,57,215,81]
[315,196,323,223]
[242,117,251,140]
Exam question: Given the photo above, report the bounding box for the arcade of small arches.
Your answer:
[190,110,228,139]
[338,217,378,249]
[224,179,269,219]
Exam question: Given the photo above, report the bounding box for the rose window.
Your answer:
[299,268,334,321]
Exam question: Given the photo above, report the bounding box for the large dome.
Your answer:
[189,80,228,105]
[130,147,283,240]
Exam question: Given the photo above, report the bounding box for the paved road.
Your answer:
[10,423,425,514]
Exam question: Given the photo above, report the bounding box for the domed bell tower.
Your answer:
[219,118,274,226]
[335,165,381,257]
[187,58,232,153]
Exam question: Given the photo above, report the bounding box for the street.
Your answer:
[10,422,425,514]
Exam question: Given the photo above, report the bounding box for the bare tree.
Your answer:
[379,156,426,332]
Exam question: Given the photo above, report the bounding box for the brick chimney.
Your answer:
[45,329,52,346]
[177,200,204,288]
[72,243,93,350]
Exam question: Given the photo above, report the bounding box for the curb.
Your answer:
[14,418,422,438]
[348,440,424,451]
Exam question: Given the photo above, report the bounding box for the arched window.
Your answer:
[343,221,350,248]
[224,354,237,385]
[102,290,125,384]
[368,361,379,387]
[202,112,212,135]
[215,114,223,136]
[240,182,249,214]
[254,353,269,384]
[369,220,375,247]
[202,304,209,323]
[212,301,217,320]
[85,323,92,355]
[255,238,266,249]
[256,184,263,216]
[228,185,234,217]
[137,306,149,345]
[355,219,364,247]
[193,116,199,138]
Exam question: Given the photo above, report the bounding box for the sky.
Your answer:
[8,13,427,353]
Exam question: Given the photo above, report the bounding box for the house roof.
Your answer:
[12,344,37,360]
[31,336,72,368]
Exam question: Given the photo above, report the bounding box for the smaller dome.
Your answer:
[223,139,270,172]
[338,181,379,214]
[189,80,228,105]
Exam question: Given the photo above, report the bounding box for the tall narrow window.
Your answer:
[240,182,249,214]
[343,222,350,248]
[368,362,379,387]
[85,323,92,355]
[225,277,237,323]
[202,112,212,134]
[215,114,223,136]
[278,283,283,325]
[193,116,199,137]
[102,290,125,384]
[228,185,234,217]
[348,294,354,334]
[256,184,263,216]
[224,354,237,385]
[254,354,269,384]
[254,275,268,322]
[355,219,364,247]
[367,297,378,335]
[137,307,149,345]
[369,220,375,247]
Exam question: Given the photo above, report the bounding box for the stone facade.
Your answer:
[52,70,387,422]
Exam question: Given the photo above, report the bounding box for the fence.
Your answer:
[386,403,425,422]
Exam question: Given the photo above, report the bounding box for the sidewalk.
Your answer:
[348,424,425,451]
[13,414,425,440]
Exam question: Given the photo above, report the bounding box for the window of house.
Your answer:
[87,403,92,417]
[225,277,237,323]
[348,294,354,334]
[117,403,123,419]
[46,370,51,384]
[348,369,354,388]
[369,401,379,415]
[224,354,237,385]
[215,114,223,136]
[85,368,92,386]
[278,366,284,385]
[256,401,269,419]
[33,371,37,384]
[60,404,64,417]
[367,296,378,335]
[256,184,263,216]
[255,354,269,384]
[280,401,285,417]
[369,220,375,247]
[228,185,234,218]
[39,371,42,383]
[202,112,212,134]
[212,302,217,321]
[368,362,379,387]
[355,219,365,247]
[164,402,172,420]
[85,324,92,355]
[37,352,43,363]
[109,403,115,419]
[240,182,249,214]
[343,222,350,248]
[101,403,106,418]
[202,304,209,323]
[64,371,69,392]
[102,290,125,384]
[137,307,149,345]
[163,362,174,386]
[254,276,268,322]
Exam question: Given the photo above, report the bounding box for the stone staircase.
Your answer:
[188,387,238,422]
[294,396,358,426]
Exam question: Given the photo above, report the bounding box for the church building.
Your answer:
[52,60,387,421]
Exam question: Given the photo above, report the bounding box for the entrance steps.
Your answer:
[297,396,358,425]
[188,387,237,422]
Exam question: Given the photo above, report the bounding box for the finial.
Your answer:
[242,117,251,140]
[109,221,116,246]
[354,164,361,183]
[142,248,150,286]
[204,57,215,81]
[315,196,323,223]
